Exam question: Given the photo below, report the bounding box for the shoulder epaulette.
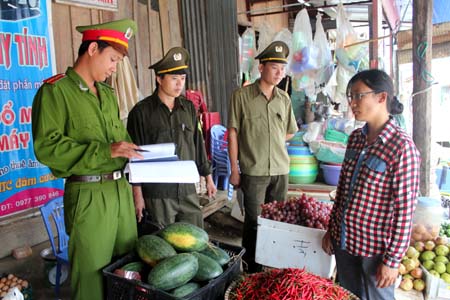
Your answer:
[43,73,66,84]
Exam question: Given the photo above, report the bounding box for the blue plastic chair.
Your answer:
[40,196,70,297]
[210,125,234,200]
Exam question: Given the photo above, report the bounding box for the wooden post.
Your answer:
[412,0,433,196]
[368,0,381,68]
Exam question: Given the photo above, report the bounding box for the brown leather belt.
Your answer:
[67,170,123,183]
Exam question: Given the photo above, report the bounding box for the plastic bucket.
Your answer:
[321,163,342,186]
[288,131,306,146]
[288,146,318,184]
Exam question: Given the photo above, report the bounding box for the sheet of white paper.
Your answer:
[126,160,200,183]
[131,143,177,162]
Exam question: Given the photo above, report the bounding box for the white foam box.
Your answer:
[255,216,335,278]
[423,267,450,300]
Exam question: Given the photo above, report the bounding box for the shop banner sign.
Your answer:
[54,0,118,11]
[0,0,64,218]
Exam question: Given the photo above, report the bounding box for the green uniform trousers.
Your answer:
[240,174,288,272]
[64,177,137,300]
[145,193,203,228]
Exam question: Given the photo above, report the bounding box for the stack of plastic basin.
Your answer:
[288,131,306,146]
[321,163,342,186]
[287,145,318,184]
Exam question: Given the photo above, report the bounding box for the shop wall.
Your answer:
[51,0,183,98]
[236,0,289,31]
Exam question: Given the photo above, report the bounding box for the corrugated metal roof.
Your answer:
[181,0,239,124]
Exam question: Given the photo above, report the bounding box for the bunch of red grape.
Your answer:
[260,193,333,230]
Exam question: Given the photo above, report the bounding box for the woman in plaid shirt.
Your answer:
[322,69,421,299]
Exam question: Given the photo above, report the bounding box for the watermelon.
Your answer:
[136,235,177,266]
[159,222,209,252]
[147,253,199,291]
[122,261,144,272]
[192,252,223,281]
[200,244,231,266]
[171,282,201,298]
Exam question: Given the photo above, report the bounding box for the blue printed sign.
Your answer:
[0,0,64,217]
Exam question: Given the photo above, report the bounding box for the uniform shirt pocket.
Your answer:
[176,123,195,155]
[70,114,102,142]
[110,117,128,142]
[242,113,263,137]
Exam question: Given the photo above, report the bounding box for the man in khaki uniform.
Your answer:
[32,19,143,300]
[127,47,217,228]
[228,41,298,272]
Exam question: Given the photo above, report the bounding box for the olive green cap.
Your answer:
[150,47,190,75]
[255,41,289,64]
[76,18,137,55]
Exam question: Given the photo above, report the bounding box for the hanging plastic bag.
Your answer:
[257,22,276,55]
[290,9,318,93]
[240,28,257,84]
[249,22,277,82]
[335,3,367,72]
[273,28,293,76]
[313,13,333,90]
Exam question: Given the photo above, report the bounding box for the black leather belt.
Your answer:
[67,170,122,183]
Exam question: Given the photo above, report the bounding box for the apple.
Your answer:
[434,255,449,265]
[399,278,414,291]
[410,267,423,279]
[406,246,419,259]
[420,250,436,262]
[441,273,450,284]
[422,260,435,271]
[435,245,450,256]
[425,240,436,251]
[398,263,407,275]
[430,270,441,277]
[434,262,447,274]
[435,236,448,246]
[403,274,414,280]
[414,241,425,252]
[413,278,425,291]
[402,258,416,272]
[412,258,420,268]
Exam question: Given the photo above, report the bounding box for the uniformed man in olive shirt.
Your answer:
[228,41,298,272]
[127,47,217,228]
[32,19,143,300]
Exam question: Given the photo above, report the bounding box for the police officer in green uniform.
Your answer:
[32,19,143,300]
[228,41,298,272]
[127,47,217,228]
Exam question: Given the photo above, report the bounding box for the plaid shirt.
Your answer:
[329,117,420,268]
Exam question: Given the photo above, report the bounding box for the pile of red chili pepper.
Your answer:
[230,268,356,300]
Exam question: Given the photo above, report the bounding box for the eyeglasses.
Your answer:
[347,90,378,103]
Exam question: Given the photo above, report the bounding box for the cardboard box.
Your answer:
[423,267,450,300]
[255,216,335,278]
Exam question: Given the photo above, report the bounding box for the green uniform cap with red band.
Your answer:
[76,18,137,55]
[255,41,289,64]
[150,47,190,75]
